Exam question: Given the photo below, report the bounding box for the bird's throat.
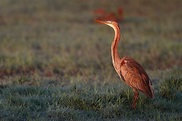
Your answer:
[111,24,121,66]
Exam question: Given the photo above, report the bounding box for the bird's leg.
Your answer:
[132,88,139,109]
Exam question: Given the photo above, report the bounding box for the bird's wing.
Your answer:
[119,57,154,98]
[120,57,151,89]
[127,59,150,82]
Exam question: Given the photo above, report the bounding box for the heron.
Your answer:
[96,19,154,108]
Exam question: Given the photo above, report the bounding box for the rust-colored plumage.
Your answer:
[96,19,154,109]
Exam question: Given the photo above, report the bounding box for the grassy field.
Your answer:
[0,0,182,120]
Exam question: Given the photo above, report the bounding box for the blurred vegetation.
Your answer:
[0,0,181,120]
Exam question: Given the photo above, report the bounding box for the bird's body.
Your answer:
[96,19,154,108]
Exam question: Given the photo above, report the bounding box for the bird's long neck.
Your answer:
[110,24,121,66]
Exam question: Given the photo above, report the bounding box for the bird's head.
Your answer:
[95,19,119,28]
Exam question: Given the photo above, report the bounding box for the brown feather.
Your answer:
[120,57,154,98]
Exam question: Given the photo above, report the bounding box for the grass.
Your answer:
[0,0,182,120]
[0,74,182,120]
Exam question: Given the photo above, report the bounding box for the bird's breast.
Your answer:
[120,65,130,80]
[119,64,139,87]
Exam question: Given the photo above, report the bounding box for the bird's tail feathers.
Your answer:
[145,83,154,99]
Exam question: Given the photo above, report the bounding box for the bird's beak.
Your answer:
[95,19,107,24]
